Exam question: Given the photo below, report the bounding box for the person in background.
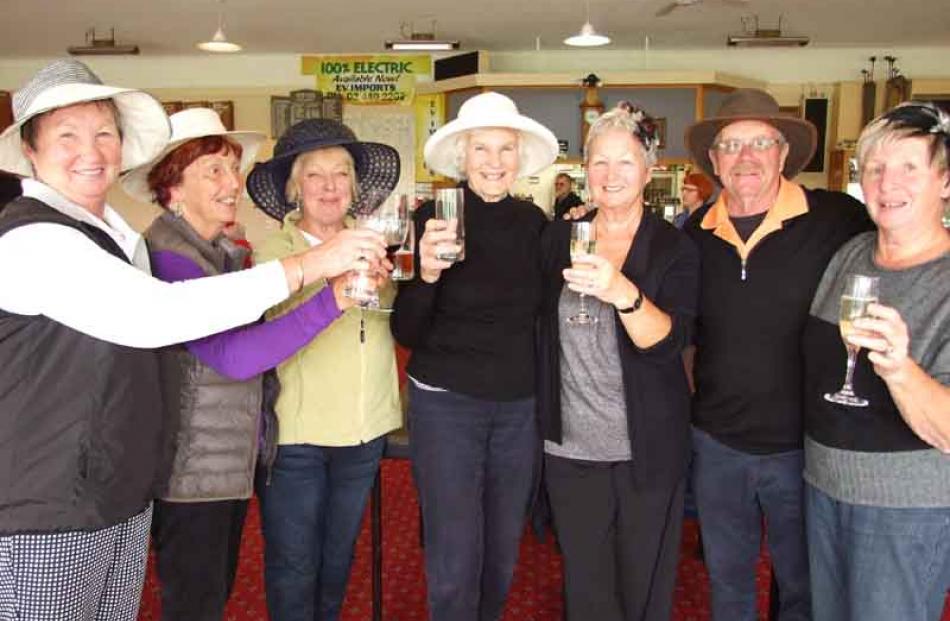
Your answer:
[681,89,872,621]
[673,171,714,229]
[121,108,377,621]
[553,171,584,220]
[0,60,383,620]
[247,118,403,621]
[538,102,699,620]
[803,101,950,621]
[391,91,558,621]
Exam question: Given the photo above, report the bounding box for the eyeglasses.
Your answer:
[712,136,785,154]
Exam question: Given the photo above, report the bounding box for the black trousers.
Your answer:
[545,454,685,621]
[151,498,250,621]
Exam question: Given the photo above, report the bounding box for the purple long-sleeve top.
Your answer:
[150,250,342,381]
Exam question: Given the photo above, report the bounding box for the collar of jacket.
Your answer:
[700,177,808,258]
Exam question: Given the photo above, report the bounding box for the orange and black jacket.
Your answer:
[684,180,873,455]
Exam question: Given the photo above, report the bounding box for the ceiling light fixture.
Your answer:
[197,0,242,53]
[564,0,611,47]
[67,28,139,56]
[727,16,809,47]
[385,21,459,51]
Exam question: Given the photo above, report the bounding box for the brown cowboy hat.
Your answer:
[685,88,817,180]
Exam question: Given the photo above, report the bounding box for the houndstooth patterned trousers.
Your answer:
[0,504,151,621]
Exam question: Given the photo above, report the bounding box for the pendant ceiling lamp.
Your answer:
[197,0,242,53]
[564,0,611,47]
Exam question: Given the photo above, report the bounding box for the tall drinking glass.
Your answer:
[345,193,409,308]
[566,221,597,325]
[824,274,880,407]
[434,188,465,262]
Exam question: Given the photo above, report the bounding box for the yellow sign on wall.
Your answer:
[414,93,446,182]
[301,55,432,106]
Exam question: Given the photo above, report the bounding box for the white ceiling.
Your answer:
[5,0,948,57]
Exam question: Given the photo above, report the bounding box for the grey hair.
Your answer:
[285,146,359,207]
[856,101,950,177]
[452,128,526,179]
[584,102,659,167]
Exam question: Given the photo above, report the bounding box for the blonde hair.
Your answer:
[285,146,358,207]
[857,101,950,177]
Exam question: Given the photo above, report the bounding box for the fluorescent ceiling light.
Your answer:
[726,33,809,47]
[385,39,459,51]
[564,22,611,47]
[68,28,139,56]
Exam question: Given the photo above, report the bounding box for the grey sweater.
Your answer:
[803,232,950,508]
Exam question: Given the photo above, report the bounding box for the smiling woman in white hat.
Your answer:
[122,108,382,621]
[391,91,558,621]
[0,60,387,620]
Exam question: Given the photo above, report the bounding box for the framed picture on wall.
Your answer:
[655,117,667,150]
[270,96,291,139]
[161,101,184,115]
[210,101,235,131]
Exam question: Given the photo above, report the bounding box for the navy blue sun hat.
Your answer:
[247,118,400,221]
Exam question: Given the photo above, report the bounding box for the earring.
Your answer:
[172,202,184,218]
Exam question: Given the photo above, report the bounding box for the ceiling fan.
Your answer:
[655,0,749,18]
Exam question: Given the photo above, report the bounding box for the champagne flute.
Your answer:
[566,221,597,325]
[824,274,880,407]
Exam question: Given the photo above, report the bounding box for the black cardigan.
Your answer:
[537,211,700,488]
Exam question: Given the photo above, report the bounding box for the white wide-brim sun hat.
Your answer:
[424,91,559,180]
[121,107,265,204]
[0,59,170,178]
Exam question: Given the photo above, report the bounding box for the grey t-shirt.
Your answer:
[544,287,631,462]
[804,231,950,508]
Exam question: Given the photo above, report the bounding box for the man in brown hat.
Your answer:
[682,89,872,620]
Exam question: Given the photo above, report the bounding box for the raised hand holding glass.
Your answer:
[824,274,880,407]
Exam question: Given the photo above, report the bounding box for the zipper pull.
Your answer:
[360,314,366,344]
[740,258,747,281]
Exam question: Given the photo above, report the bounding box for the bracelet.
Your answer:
[295,258,306,292]
[616,287,643,314]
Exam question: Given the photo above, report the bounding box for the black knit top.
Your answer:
[391,183,546,401]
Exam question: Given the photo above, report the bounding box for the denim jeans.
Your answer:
[256,439,384,621]
[807,483,950,621]
[408,383,539,621]
[691,427,810,621]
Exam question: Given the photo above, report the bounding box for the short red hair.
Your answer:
[683,172,714,202]
[147,136,243,209]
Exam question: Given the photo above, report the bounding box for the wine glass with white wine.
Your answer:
[824,274,880,407]
[566,221,597,325]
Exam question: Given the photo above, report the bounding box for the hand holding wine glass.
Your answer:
[846,301,911,382]
[824,274,880,407]
[565,222,597,325]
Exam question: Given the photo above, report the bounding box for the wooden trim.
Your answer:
[416,71,765,95]
[695,85,705,121]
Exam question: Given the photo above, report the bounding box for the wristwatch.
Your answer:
[616,287,643,314]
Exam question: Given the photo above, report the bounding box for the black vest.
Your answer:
[0,197,164,534]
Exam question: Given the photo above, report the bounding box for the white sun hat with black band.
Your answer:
[0,58,171,178]
[423,91,559,180]
[121,107,264,204]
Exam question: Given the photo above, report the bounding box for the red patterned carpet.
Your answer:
[137,459,950,621]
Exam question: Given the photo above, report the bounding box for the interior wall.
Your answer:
[4,45,949,231]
